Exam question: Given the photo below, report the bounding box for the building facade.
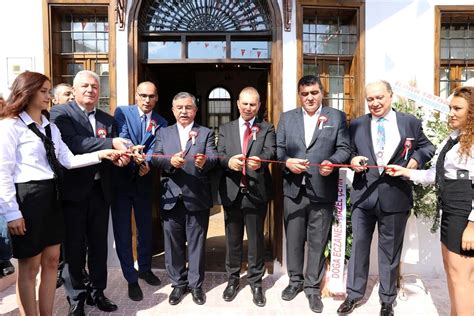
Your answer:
[1,0,473,277]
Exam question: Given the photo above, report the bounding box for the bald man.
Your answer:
[112,82,168,301]
[218,87,276,307]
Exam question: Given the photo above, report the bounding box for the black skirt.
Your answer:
[11,180,64,259]
[441,211,474,257]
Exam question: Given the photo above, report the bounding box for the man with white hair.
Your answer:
[50,70,129,315]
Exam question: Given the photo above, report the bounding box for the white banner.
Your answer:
[328,169,347,294]
[392,81,449,113]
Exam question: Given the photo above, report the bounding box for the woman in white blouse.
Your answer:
[0,71,121,315]
[388,86,474,315]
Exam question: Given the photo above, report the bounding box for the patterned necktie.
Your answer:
[432,136,459,230]
[376,117,386,172]
[241,121,252,186]
[141,114,147,140]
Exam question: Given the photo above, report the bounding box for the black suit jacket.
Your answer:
[218,119,276,206]
[50,101,116,203]
[276,107,351,203]
[151,123,218,212]
[349,111,435,212]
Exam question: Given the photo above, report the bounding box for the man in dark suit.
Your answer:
[50,70,129,315]
[151,92,218,306]
[337,80,435,316]
[218,87,276,307]
[112,81,168,301]
[276,75,351,313]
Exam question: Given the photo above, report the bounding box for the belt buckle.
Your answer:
[239,187,249,194]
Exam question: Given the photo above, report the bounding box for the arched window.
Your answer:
[138,0,272,61]
[208,87,231,135]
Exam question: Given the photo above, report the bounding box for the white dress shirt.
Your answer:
[177,122,194,151]
[0,112,102,222]
[371,109,400,165]
[238,116,256,151]
[302,106,321,148]
[410,130,474,221]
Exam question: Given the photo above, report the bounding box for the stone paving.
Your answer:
[0,268,449,315]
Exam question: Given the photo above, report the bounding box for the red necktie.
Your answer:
[241,121,252,186]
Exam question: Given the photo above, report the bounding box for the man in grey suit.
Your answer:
[337,81,434,316]
[218,87,276,306]
[276,75,351,313]
[151,92,218,306]
[50,70,129,315]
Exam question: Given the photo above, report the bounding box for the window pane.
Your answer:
[209,87,230,99]
[147,41,181,59]
[188,41,226,59]
[230,41,270,59]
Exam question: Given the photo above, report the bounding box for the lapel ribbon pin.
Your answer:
[401,138,414,160]
[96,128,107,138]
[318,115,328,130]
[251,125,260,141]
[189,130,198,145]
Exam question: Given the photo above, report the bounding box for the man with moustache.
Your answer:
[151,92,217,306]
[112,81,167,301]
[218,87,276,307]
[276,75,351,313]
[337,80,434,316]
[50,70,130,315]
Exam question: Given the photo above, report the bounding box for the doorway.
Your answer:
[145,63,271,272]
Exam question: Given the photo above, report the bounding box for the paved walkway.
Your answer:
[0,268,449,315]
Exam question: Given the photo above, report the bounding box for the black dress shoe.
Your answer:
[56,276,65,289]
[138,270,161,286]
[337,297,360,314]
[169,286,187,305]
[380,303,394,316]
[308,294,324,313]
[191,287,206,305]
[128,282,143,301]
[281,284,303,301]
[251,286,266,307]
[87,291,118,312]
[67,295,86,316]
[0,260,15,278]
[222,281,240,302]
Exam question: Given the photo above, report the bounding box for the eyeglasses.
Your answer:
[137,93,156,100]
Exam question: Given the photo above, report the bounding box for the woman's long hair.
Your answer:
[0,71,50,119]
[452,86,474,158]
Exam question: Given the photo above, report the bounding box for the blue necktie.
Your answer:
[141,114,147,141]
[376,117,385,171]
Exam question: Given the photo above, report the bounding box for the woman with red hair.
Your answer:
[0,71,121,315]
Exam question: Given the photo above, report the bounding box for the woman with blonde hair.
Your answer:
[0,71,122,315]
[388,86,474,315]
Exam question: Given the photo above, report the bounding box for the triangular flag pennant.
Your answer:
[204,42,209,48]
[257,51,261,58]
[81,21,87,30]
[241,49,246,56]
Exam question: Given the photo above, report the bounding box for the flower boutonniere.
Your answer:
[147,119,157,135]
[318,115,328,130]
[401,138,414,160]
[189,130,198,145]
[251,125,260,141]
